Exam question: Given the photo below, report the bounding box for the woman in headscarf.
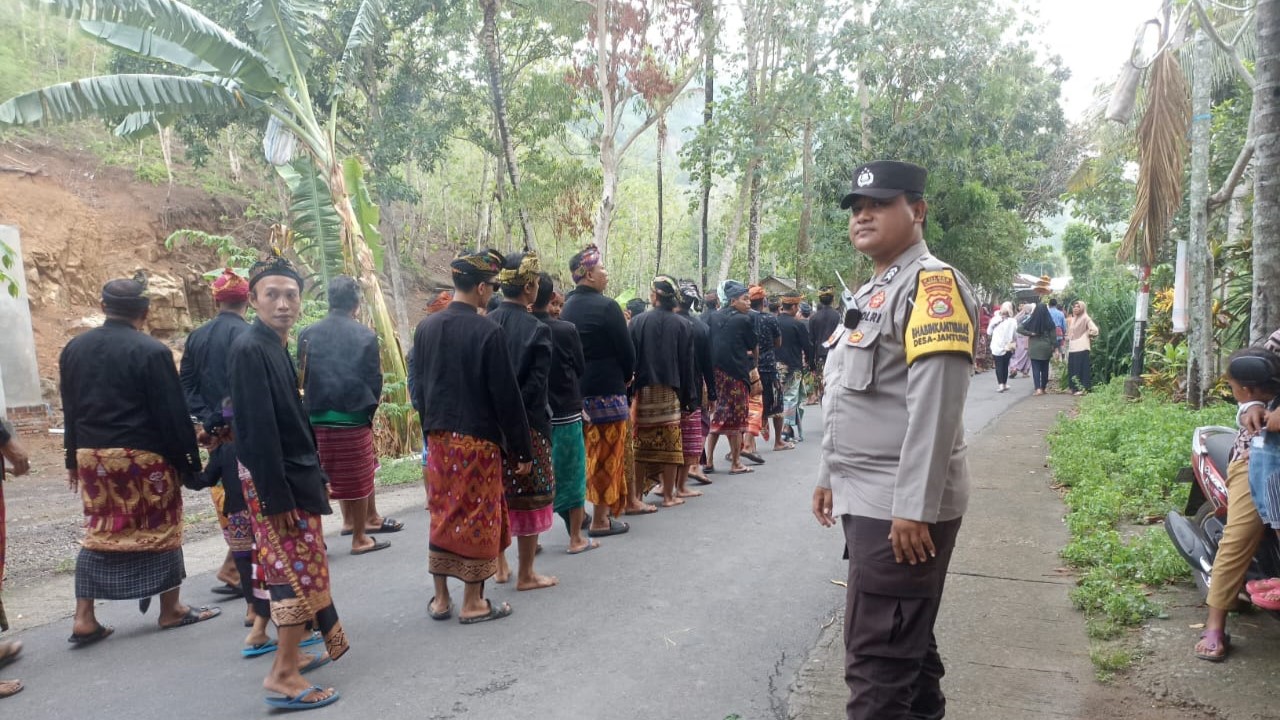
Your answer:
[1018,301,1058,395]
[988,302,1019,393]
[1065,300,1099,396]
[1009,304,1033,378]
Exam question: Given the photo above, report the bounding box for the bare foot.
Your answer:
[661,497,686,507]
[677,489,703,498]
[625,501,658,514]
[773,441,795,451]
[495,554,511,584]
[516,574,559,591]
[567,538,599,554]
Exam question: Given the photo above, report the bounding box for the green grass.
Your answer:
[376,455,422,487]
[1047,379,1235,668]
[1089,645,1139,682]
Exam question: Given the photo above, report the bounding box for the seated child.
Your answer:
[1226,348,1280,609]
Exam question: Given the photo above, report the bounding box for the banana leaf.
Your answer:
[246,0,323,86]
[0,73,257,126]
[342,156,383,272]
[335,0,386,97]
[279,158,344,288]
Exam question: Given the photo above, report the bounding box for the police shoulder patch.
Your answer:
[905,267,974,366]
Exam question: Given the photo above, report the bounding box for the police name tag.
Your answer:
[905,269,973,366]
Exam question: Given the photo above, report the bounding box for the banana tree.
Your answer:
[0,0,419,451]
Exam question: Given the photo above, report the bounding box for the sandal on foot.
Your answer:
[68,623,114,647]
[210,583,240,597]
[350,539,392,555]
[160,606,222,630]
[567,541,601,555]
[459,599,513,625]
[264,686,340,710]
[299,652,330,674]
[1195,629,1230,662]
[300,630,324,648]
[689,472,713,485]
[241,638,278,658]
[588,518,630,538]
[729,466,754,475]
[428,596,454,621]
[741,451,766,465]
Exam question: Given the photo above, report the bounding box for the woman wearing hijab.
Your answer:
[1018,302,1058,395]
[988,302,1019,393]
[1065,300,1100,396]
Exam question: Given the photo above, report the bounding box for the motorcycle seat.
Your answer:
[1206,432,1235,480]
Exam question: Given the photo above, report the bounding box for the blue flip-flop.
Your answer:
[300,630,324,648]
[241,639,278,658]
[299,652,331,674]
[264,686,339,710]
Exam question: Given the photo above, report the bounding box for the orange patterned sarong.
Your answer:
[76,448,183,553]
[585,420,628,517]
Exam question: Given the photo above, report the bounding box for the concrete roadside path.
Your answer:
[788,393,1216,720]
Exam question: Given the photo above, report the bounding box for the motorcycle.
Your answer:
[1165,356,1280,602]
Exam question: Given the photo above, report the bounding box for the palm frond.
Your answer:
[0,73,257,126]
[1121,51,1190,264]
[32,0,282,92]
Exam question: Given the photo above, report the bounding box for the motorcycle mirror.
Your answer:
[1228,355,1280,387]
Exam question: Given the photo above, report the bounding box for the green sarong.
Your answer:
[551,419,587,515]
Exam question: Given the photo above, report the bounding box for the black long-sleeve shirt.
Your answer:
[488,302,553,438]
[298,312,383,422]
[707,307,757,382]
[776,312,811,371]
[412,302,533,462]
[560,285,635,398]
[630,306,696,410]
[675,309,716,405]
[534,311,585,421]
[228,319,331,517]
[60,319,200,474]
[753,310,781,371]
[809,304,841,360]
[180,311,250,433]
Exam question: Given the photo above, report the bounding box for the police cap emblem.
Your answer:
[856,170,874,187]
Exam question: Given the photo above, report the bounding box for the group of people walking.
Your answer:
[983,277,1099,396]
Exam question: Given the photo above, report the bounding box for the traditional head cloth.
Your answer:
[780,291,803,305]
[211,268,249,303]
[450,248,504,282]
[748,285,767,302]
[248,253,305,291]
[818,286,835,302]
[498,251,541,287]
[723,280,748,301]
[1033,275,1052,295]
[101,270,150,316]
[652,275,678,299]
[678,279,702,310]
[799,302,813,316]
[571,243,603,284]
[426,290,452,314]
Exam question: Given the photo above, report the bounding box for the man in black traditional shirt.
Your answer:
[61,274,217,646]
[488,251,558,591]
[229,257,346,710]
[417,249,531,625]
[808,287,841,403]
[776,292,812,442]
[704,280,757,475]
[630,276,695,507]
[674,280,716,493]
[532,273,596,554]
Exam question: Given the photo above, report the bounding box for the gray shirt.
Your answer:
[816,242,977,524]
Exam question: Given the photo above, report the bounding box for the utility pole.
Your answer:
[1187,29,1214,408]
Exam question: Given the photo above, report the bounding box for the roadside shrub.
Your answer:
[1048,379,1235,629]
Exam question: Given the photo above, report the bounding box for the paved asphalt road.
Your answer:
[4,373,1022,719]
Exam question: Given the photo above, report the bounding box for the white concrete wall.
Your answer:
[0,225,43,409]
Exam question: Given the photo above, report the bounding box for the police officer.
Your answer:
[811,160,977,720]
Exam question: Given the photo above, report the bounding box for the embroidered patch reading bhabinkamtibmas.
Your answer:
[905,269,974,366]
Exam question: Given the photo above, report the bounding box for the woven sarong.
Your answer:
[427,431,509,582]
[747,395,764,436]
[551,420,587,515]
[681,410,705,465]
[780,366,805,440]
[761,371,783,418]
[76,448,183,553]
[241,466,348,661]
[75,547,185,600]
[711,369,749,433]
[504,429,555,536]
[313,425,377,501]
[222,508,255,553]
[584,420,628,517]
[634,386,683,466]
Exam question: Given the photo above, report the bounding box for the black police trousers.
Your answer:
[841,514,963,720]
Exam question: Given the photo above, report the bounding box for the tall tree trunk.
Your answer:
[1187,30,1214,408]
[699,0,715,291]
[381,203,412,345]
[744,2,762,285]
[1255,0,1280,344]
[474,149,491,244]
[656,110,666,274]
[747,169,762,283]
[481,0,537,251]
[717,158,759,281]
[796,116,814,289]
[592,0,617,260]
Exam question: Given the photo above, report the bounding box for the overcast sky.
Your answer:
[1030,0,1162,119]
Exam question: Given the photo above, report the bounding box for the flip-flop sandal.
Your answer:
[588,518,630,538]
[68,622,114,646]
[0,680,22,698]
[210,583,241,596]
[459,599,513,625]
[741,451,766,465]
[700,465,717,475]
[160,606,222,630]
[567,541,601,555]
[1195,629,1230,662]
[299,652,331,674]
[428,596,454,621]
[689,472,713,485]
[773,442,796,451]
[0,641,21,669]
[350,539,392,555]
[264,686,340,710]
[729,467,754,475]
[300,630,324,648]
[342,518,405,536]
[242,639,279,658]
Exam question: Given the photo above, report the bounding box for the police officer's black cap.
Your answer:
[839,160,928,209]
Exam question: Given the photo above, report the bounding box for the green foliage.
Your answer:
[1089,645,1138,682]
[1061,223,1094,285]
[1020,244,1064,278]
[375,454,420,487]
[279,158,344,286]
[1063,265,1137,384]
[165,229,259,269]
[0,237,19,298]
[342,155,384,271]
[1047,381,1235,631]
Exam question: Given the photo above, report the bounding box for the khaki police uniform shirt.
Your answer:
[815,242,976,524]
